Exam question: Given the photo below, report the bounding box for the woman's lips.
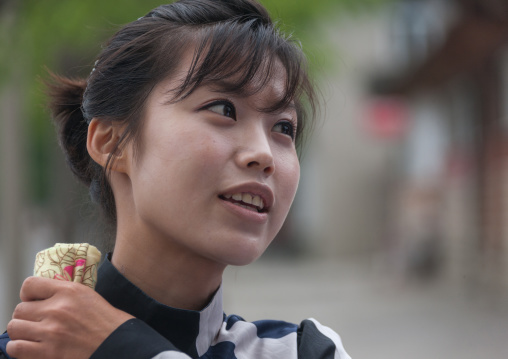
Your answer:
[219,182,274,213]
[219,182,274,222]
[219,196,269,223]
[219,193,266,213]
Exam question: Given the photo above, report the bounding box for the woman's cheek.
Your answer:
[278,154,300,200]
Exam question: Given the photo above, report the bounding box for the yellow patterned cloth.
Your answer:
[34,243,102,289]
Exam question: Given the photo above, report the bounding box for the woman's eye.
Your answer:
[206,101,236,120]
[273,121,295,140]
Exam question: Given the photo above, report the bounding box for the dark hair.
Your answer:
[47,0,317,234]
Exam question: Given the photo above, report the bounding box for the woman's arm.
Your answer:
[6,277,131,359]
[91,319,190,359]
[5,277,189,359]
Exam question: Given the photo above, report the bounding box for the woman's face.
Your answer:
[123,58,300,266]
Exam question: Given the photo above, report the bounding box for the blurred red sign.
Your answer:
[363,97,409,140]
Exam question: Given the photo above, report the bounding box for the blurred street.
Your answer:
[223,255,508,359]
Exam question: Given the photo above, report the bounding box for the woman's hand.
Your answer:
[6,276,134,359]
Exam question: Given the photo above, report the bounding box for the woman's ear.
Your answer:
[87,118,129,173]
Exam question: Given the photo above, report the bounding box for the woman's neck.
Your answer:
[109,172,226,311]
[111,234,225,311]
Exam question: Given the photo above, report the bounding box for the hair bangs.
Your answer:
[171,20,304,109]
[167,19,315,147]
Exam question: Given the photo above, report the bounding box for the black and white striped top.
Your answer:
[0,256,351,359]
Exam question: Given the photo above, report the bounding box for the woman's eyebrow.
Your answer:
[212,86,297,115]
[284,103,297,111]
[206,80,250,97]
[268,103,297,115]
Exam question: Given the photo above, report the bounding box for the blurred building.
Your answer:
[382,0,508,290]
[289,0,508,294]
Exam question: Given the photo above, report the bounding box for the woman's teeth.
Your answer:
[223,193,265,211]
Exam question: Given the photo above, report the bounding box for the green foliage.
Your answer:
[0,0,390,203]
[2,0,164,203]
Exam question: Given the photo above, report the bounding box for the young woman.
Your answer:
[1,0,351,358]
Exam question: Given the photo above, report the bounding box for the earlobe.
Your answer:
[87,118,129,173]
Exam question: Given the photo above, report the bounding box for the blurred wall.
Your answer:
[293,0,508,297]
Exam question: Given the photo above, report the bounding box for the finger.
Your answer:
[20,276,63,302]
[7,319,42,342]
[12,301,44,321]
[6,339,43,359]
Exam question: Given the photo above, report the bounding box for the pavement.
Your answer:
[222,254,508,359]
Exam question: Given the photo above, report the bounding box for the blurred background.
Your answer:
[1,0,508,357]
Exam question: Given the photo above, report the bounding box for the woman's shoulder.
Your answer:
[214,315,351,359]
[297,318,352,359]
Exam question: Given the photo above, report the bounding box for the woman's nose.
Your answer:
[236,130,275,176]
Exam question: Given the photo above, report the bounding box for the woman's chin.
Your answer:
[225,255,261,267]
[211,244,268,267]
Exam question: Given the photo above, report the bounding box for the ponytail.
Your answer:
[46,74,93,186]
[46,73,116,227]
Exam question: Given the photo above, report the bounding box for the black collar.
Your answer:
[95,254,224,358]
